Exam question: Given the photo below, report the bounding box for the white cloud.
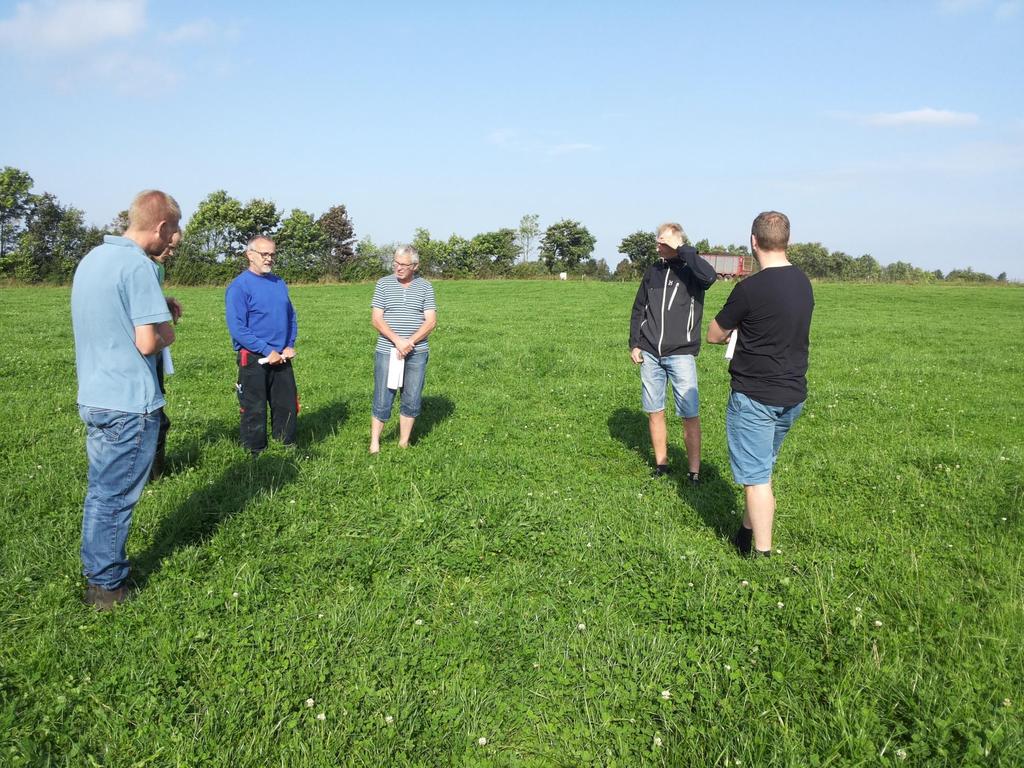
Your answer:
[863,108,980,127]
[939,0,987,13]
[995,1,1022,18]
[161,18,215,45]
[0,0,144,52]
[487,129,600,156]
[547,142,600,156]
[55,50,177,92]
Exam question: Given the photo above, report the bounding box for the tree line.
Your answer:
[0,166,1011,285]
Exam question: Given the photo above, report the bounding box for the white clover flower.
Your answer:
[687,582,694,588]
[532,662,540,669]
[653,736,663,748]
[896,748,908,760]
[305,698,315,708]
[661,689,671,700]
[724,664,732,671]
[318,613,324,618]
[1003,698,1012,707]
[232,592,239,598]
[385,715,394,725]
[577,622,587,631]
[874,620,883,627]
[289,499,295,504]
[740,580,749,587]
[414,618,424,626]
[477,737,488,746]
[316,712,326,721]
[777,602,784,609]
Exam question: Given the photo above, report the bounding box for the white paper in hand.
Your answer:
[162,346,174,376]
[387,348,405,389]
[725,332,738,361]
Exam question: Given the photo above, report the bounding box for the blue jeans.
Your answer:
[725,392,804,485]
[640,353,699,418]
[372,349,429,421]
[79,406,161,590]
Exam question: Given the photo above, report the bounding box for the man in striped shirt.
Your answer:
[369,245,437,453]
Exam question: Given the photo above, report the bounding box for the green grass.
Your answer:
[0,280,1021,767]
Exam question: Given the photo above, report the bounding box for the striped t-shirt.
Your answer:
[371,275,437,354]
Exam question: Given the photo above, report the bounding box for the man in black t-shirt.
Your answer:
[707,211,814,557]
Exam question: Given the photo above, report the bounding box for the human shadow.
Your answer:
[296,398,350,450]
[132,452,299,590]
[412,395,455,444]
[607,407,738,540]
[162,417,236,478]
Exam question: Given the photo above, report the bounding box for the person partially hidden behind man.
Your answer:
[71,190,180,610]
[225,236,299,455]
[629,222,717,483]
[707,211,814,557]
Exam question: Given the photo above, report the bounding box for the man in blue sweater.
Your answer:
[225,236,299,454]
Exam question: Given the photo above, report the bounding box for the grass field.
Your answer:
[0,279,1021,767]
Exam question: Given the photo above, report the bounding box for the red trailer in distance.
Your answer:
[700,252,755,279]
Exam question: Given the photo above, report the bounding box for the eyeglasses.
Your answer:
[393,260,415,268]
[249,249,276,259]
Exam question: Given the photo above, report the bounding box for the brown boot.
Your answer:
[83,584,130,611]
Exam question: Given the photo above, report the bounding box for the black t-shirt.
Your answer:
[715,265,814,406]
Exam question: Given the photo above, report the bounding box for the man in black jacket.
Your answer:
[629,222,718,482]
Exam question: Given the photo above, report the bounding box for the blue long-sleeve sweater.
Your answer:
[225,270,298,354]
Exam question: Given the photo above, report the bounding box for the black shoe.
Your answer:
[149,448,165,481]
[687,471,700,486]
[732,525,753,557]
[651,464,670,478]
[83,584,130,611]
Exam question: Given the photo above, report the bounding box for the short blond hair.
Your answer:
[657,222,688,244]
[128,190,181,231]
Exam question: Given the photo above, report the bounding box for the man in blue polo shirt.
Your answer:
[225,236,299,454]
[71,190,181,610]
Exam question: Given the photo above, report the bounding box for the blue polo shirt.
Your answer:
[71,236,171,413]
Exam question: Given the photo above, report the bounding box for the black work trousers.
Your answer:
[236,349,298,452]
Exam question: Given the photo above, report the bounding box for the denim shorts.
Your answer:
[372,349,429,421]
[726,391,804,485]
[640,353,699,418]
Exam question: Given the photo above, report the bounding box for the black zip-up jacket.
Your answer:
[629,246,718,357]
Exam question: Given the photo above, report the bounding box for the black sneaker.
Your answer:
[687,471,700,486]
[732,525,753,557]
[651,464,670,478]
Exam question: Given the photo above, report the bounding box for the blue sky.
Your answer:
[2,0,1022,278]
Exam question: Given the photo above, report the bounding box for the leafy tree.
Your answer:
[317,204,357,279]
[694,238,711,253]
[614,258,634,281]
[618,230,657,276]
[106,209,129,234]
[788,242,833,278]
[848,254,882,281]
[997,271,1007,283]
[470,228,518,275]
[276,208,328,282]
[0,167,34,273]
[517,214,539,263]
[539,219,596,272]
[946,267,995,283]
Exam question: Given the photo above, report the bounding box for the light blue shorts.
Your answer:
[726,391,804,485]
[640,353,699,419]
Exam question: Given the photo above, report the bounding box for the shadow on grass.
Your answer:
[607,407,738,539]
[297,398,350,450]
[414,395,455,443]
[132,453,298,590]
[132,398,351,590]
[163,417,236,478]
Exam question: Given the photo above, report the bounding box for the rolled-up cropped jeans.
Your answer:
[78,405,161,590]
[372,348,428,421]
